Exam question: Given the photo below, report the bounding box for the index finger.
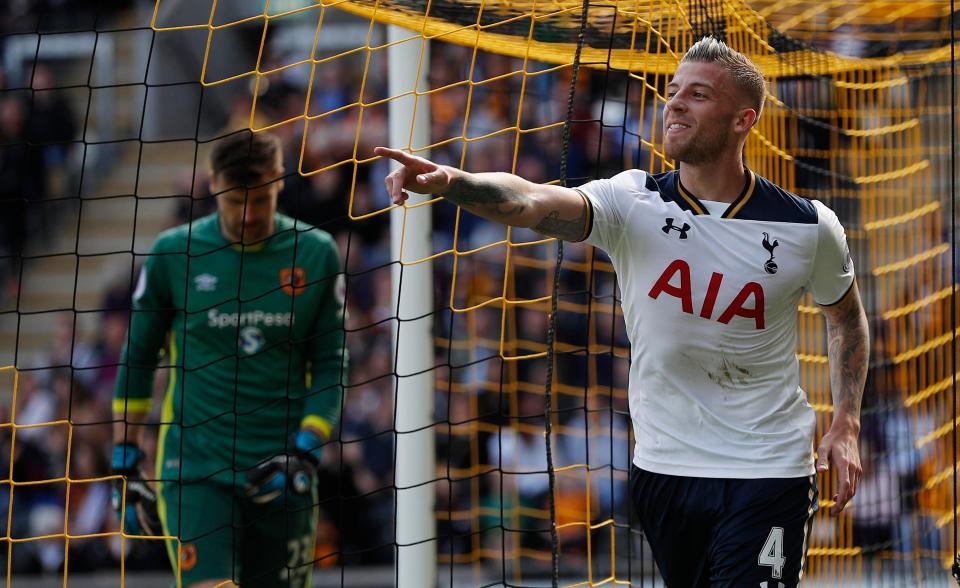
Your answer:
[374,146,420,166]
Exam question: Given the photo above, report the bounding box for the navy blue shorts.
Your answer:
[630,467,819,587]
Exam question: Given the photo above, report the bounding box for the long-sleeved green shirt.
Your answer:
[113,212,347,485]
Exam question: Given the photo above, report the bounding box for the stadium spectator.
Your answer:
[7,371,67,573]
[485,392,553,550]
[90,311,131,403]
[377,36,870,587]
[0,60,80,305]
[851,437,900,553]
[112,131,349,587]
[37,316,100,392]
[337,373,395,564]
[558,389,631,521]
[66,442,113,571]
[0,95,42,299]
[27,63,77,203]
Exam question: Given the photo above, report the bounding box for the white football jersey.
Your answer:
[578,169,854,478]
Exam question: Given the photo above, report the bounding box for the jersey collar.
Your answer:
[675,169,757,219]
[216,214,277,252]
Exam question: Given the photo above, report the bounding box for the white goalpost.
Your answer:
[387,25,437,588]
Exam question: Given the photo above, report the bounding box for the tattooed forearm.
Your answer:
[533,206,588,241]
[822,284,869,420]
[442,172,587,239]
[445,176,529,220]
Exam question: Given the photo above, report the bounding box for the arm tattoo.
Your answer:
[444,175,588,241]
[445,176,528,219]
[824,289,869,418]
[532,205,589,241]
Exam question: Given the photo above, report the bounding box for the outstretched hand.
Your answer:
[374,146,457,204]
[815,422,862,516]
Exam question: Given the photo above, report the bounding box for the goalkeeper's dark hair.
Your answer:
[209,130,282,187]
[682,36,766,123]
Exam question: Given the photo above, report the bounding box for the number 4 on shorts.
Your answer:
[758,526,785,579]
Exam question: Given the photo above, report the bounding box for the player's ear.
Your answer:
[736,108,758,133]
[275,166,285,193]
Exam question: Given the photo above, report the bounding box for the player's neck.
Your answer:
[678,155,747,203]
[219,216,276,245]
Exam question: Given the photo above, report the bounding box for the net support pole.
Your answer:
[388,25,436,588]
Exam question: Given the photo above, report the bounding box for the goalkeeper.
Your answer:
[112,131,347,588]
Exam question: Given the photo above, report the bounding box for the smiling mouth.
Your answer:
[667,123,690,132]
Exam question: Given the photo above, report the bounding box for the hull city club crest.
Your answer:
[280,267,306,296]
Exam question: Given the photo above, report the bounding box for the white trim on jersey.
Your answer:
[798,475,818,582]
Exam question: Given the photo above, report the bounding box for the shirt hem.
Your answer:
[633,457,815,479]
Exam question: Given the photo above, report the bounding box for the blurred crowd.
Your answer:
[0,60,78,302]
[0,2,956,579]
[0,18,636,572]
[0,0,133,300]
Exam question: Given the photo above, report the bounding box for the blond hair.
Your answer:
[681,37,766,120]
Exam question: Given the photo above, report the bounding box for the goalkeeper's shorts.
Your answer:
[630,466,819,588]
[158,479,318,587]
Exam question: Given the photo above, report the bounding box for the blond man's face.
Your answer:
[663,61,751,165]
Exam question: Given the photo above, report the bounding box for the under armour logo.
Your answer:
[760,583,785,588]
[762,232,779,274]
[662,218,690,239]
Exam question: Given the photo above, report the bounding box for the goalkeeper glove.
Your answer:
[111,443,162,536]
[245,430,323,504]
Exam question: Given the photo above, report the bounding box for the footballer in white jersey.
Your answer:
[574,166,858,586]
[377,34,868,588]
[577,167,854,479]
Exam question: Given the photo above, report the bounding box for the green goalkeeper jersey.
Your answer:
[113,212,347,485]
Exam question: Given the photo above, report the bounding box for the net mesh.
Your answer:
[0,0,956,585]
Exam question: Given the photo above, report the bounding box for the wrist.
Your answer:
[830,412,861,435]
[299,415,331,441]
[294,430,323,464]
[112,443,143,473]
[443,169,463,196]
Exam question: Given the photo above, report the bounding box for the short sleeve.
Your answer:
[577,169,650,252]
[807,200,855,305]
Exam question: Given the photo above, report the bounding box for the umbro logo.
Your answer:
[662,217,690,239]
[194,273,218,292]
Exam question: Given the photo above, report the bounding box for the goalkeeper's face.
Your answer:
[212,169,284,244]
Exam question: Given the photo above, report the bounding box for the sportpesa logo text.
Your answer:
[207,309,294,328]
